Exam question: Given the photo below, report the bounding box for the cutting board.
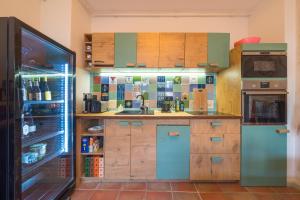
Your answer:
[193,88,207,111]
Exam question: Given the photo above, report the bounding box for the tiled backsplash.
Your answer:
[91,73,216,111]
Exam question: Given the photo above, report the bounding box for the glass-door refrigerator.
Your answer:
[0,17,76,200]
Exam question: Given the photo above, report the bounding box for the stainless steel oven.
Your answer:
[242,51,287,78]
[242,80,287,125]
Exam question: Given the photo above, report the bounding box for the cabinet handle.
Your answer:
[126,63,136,67]
[211,156,223,164]
[131,121,143,127]
[209,63,219,67]
[168,132,180,136]
[276,129,290,134]
[119,121,129,126]
[137,63,146,68]
[94,60,105,63]
[210,137,223,142]
[197,63,208,68]
[175,63,184,68]
[210,121,222,128]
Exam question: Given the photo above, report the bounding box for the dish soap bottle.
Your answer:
[175,97,180,112]
[180,99,185,111]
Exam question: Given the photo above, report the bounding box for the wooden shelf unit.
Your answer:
[84,34,93,68]
[76,118,105,185]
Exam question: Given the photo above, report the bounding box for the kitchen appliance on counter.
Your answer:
[83,93,108,113]
[0,17,76,200]
[161,96,173,113]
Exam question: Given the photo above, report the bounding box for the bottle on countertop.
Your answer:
[175,97,180,112]
[83,93,88,113]
[180,99,185,111]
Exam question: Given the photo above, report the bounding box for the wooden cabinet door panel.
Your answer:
[92,33,114,65]
[159,33,185,68]
[211,154,240,180]
[131,145,156,179]
[190,154,211,180]
[105,136,130,179]
[190,119,240,134]
[191,134,224,154]
[185,33,208,68]
[105,119,131,137]
[137,33,159,68]
[224,134,240,153]
[131,120,156,146]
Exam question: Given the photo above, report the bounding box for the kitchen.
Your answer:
[0,0,300,200]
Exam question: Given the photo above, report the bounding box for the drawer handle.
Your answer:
[131,121,143,127]
[276,129,289,134]
[210,137,223,142]
[168,132,180,137]
[175,63,184,68]
[211,121,222,128]
[119,121,129,126]
[211,156,223,164]
[126,63,136,67]
[94,60,105,63]
[137,63,146,68]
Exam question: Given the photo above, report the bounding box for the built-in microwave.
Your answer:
[241,51,287,78]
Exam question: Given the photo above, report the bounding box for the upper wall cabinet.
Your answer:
[115,33,137,68]
[159,33,185,68]
[208,33,230,69]
[137,33,159,68]
[92,33,114,66]
[185,33,208,68]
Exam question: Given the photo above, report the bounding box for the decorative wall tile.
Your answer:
[91,73,216,111]
[101,76,109,84]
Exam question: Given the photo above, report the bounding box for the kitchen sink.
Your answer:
[115,109,154,115]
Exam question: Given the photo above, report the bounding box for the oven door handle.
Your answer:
[243,91,288,95]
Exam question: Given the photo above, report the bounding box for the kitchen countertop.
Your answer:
[76,110,241,119]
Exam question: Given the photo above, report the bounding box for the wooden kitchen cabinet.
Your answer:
[104,120,156,180]
[185,33,208,68]
[159,33,185,68]
[190,119,240,181]
[130,120,156,179]
[137,33,159,68]
[115,33,137,68]
[92,33,114,66]
[105,120,131,179]
[208,33,230,68]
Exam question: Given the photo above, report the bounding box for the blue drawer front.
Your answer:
[241,125,287,186]
[157,125,190,180]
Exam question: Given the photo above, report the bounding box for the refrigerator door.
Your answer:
[8,18,76,200]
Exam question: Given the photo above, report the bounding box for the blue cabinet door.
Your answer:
[157,126,190,180]
[115,33,137,68]
[241,125,287,186]
[208,33,230,68]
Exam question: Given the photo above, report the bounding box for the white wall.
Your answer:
[91,16,249,48]
[248,0,285,42]
[0,0,41,29]
[71,0,91,113]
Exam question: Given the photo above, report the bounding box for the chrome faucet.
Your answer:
[136,94,148,112]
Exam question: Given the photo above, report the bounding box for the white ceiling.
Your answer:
[80,0,261,17]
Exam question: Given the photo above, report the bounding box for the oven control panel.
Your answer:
[242,79,287,90]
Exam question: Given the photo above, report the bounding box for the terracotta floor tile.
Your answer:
[200,193,228,200]
[90,190,118,200]
[171,182,197,192]
[71,190,95,200]
[218,183,248,192]
[77,182,99,190]
[97,182,122,190]
[122,182,147,191]
[147,182,171,191]
[276,194,300,200]
[196,183,222,193]
[246,186,275,193]
[224,193,257,200]
[173,192,201,200]
[146,192,172,200]
[253,193,279,200]
[272,187,300,193]
[119,191,146,200]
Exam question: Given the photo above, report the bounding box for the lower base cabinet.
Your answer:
[190,154,240,180]
[157,125,190,180]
